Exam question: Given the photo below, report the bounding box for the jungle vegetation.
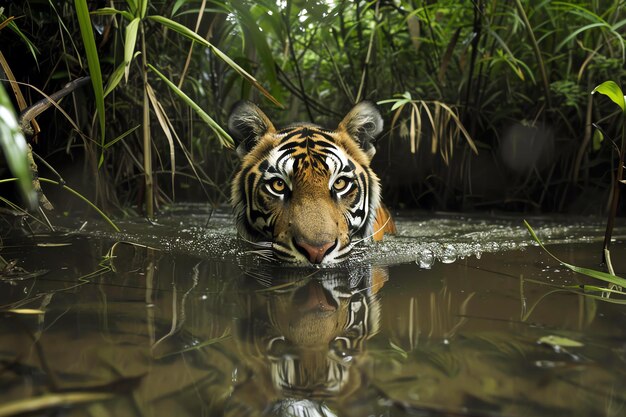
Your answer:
[1,0,626,222]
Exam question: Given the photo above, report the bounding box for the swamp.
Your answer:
[1,1,626,416]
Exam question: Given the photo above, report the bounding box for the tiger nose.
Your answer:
[294,239,336,264]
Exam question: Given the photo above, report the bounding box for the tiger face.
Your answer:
[229,102,385,264]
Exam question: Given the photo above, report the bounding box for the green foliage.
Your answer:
[525,220,626,288]
[0,84,35,208]
[74,0,105,153]
[1,0,626,215]
[592,80,626,113]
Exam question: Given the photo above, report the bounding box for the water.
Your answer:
[1,207,626,416]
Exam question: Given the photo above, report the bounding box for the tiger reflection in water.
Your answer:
[225,266,387,417]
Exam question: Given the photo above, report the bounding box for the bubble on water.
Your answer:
[440,244,457,264]
[417,249,435,269]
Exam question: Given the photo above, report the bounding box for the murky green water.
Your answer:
[1,208,626,416]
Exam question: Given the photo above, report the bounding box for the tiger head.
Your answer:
[229,102,384,265]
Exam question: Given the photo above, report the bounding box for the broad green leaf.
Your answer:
[0,83,36,209]
[124,18,140,82]
[592,81,625,114]
[74,0,106,151]
[148,64,234,149]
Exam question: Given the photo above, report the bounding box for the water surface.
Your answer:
[1,208,625,416]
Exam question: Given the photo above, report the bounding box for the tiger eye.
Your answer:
[333,177,349,192]
[269,178,286,193]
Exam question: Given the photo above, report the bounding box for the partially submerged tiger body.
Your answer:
[229,101,395,265]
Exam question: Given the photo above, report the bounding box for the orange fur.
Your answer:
[372,205,396,241]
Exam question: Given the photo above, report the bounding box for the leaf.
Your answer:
[229,2,281,101]
[0,84,36,208]
[592,128,604,151]
[124,18,140,82]
[0,392,113,417]
[38,177,120,232]
[91,7,134,21]
[146,15,282,107]
[137,0,148,18]
[538,335,583,348]
[148,64,234,148]
[104,125,140,149]
[103,61,126,97]
[172,0,189,16]
[524,220,626,287]
[74,0,106,149]
[145,83,176,198]
[391,99,408,112]
[592,80,625,114]
[4,308,45,315]
[1,13,39,63]
[556,22,606,52]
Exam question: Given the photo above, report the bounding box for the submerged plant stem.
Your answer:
[602,121,626,267]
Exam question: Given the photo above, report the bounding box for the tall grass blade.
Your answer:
[103,61,126,97]
[74,0,106,150]
[145,83,176,199]
[0,13,39,63]
[148,64,233,148]
[524,220,626,287]
[103,125,140,149]
[146,14,282,107]
[34,178,120,232]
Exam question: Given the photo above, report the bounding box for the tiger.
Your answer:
[225,266,387,416]
[229,101,396,265]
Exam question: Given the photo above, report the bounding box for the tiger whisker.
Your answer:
[237,232,273,248]
[351,215,392,247]
[244,249,276,262]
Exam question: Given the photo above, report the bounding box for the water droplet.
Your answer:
[417,249,435,269]
[440,244,457,264]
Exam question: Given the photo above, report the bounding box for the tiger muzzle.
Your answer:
[294,238,338,264]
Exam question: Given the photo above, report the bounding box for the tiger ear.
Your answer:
[228,101,276,157]
[338,101,384,158]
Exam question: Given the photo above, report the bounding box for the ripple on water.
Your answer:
[66,207,626,268]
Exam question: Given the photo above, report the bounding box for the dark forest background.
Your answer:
[1,0,626,220]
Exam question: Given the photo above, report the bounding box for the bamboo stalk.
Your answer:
[141,23,153,219]
[514,0,552,108]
